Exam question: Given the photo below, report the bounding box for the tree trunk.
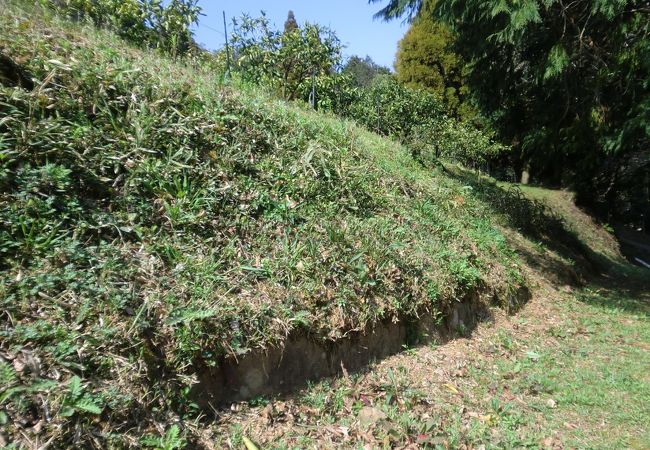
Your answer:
[520,161,531,185]
[641,169,650,233]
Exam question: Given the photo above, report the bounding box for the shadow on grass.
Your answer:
[577,261,650,316]
[446,168,622,276]
[576,280,650,317]
[445,167,650,315]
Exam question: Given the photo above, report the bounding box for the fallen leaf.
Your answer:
[242,436,260,450]
[358,406,387,428]
[260,404,273,424]
[443,383,459,394]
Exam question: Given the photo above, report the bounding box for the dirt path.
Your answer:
[199,274,649,449]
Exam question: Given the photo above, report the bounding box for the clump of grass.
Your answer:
[0,2,536,447]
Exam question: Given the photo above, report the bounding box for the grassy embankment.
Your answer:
[0,2,647,448]
[220,187,648,449]
[221,270,648,449]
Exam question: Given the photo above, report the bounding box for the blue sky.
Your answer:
[192,1,407,69]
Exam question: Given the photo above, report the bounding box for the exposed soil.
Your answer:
[190,288,530,406]
[194,266,649,449]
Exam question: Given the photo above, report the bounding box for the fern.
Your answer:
[68,376,82,399]
[141,425,185,450]
[0,361,17,386]
[60,376,103,417]
[75,398,103,415]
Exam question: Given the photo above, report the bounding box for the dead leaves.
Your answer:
[357,406,387,429]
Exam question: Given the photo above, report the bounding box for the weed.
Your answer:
[140,425,186,450]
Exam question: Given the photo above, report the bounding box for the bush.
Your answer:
[408,120,507,169]
[44,0,202,57]
[342,76,507,168]
[231,13,343,103]
[344,74,444,138]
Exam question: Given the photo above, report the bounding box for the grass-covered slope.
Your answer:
[0,3,617,448]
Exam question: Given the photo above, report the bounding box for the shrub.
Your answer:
[231,13,343,104]
[225,13,508,170]
[408,120,507,169]
[344,74,444,138]
[44,0,202,57]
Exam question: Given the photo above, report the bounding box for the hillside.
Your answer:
[0,3,646,448]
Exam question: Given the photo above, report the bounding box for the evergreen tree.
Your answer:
[395,14,472,119]
[284,10,298,34]
[372,0,650,226]
[342,55,390,88]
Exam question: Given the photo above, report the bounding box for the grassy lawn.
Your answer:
[460,286,650,449]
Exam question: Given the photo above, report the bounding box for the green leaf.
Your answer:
[60,406,75,417]
[163,425,181,450]
[68,376,82,399]
[544,45,569,80]
[76,398,103,415]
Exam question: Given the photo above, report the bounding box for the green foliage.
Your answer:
[409,120,507,168]
[543,44,569,80]
[60,376,103,417]
[370,0,425,21]
[0,2,548,447]
[374,0,650,227]
[341,75,506,167]
[231,13,343,102]
[342,55,391,88]
[46,0,202,56]
[395,13,474,119]
[226,11,503,170]
[345,74,444,138]
[141,425,186,450]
